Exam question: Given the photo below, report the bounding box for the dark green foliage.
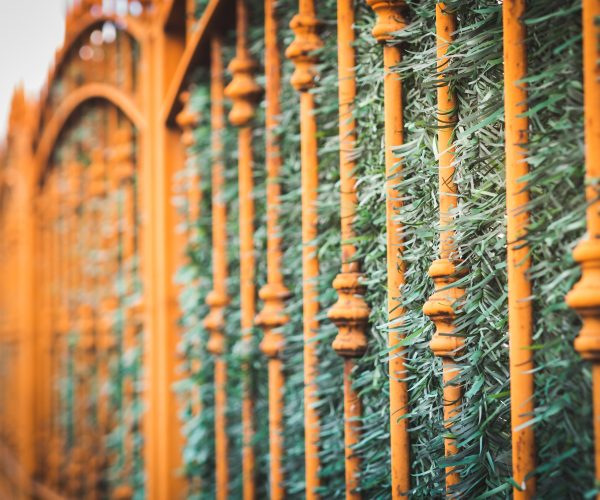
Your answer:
[524,1,593,497]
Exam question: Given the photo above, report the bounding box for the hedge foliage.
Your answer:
[52,0,587,498]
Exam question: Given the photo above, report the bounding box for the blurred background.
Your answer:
[0,0,64,137]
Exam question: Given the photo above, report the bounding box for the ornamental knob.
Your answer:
[285,13,323,92]
[366,0,407,43]
[225,56,262,126]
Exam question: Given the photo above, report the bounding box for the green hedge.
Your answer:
[174,0,592,498]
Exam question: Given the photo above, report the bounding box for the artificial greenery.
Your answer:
[176,0,592,498]
[51,1,592,498]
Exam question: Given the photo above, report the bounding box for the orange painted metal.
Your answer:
[176,90,202,424]
[89,149,107,494]
[57,166,70,490]
[148,6,188,495]
[94,116,124,488]
[502,1,536,497]
[65,159,83,498]
[161,0,228,125]
[172,90,196,481]
[78,160,97,499]
[35,83,146,174]
[566,0,600,494]
[224,1,262,495]
[422,3,464,492]
[5,88,38,499]
[137,14,164,500]
[327,0,370,497]
[87,148,105,488]
[173,93,193,409]
[177,90,201,236]
[285,0,323,495]
[254,0,290,496]
[365,1,410,497]
[204,34,230,500]
[113,127,137,500]
[103,130,124,482]
[47,172,64,490]
[37,190,53,484]
[186,0,196,39]
[184,90,204,424]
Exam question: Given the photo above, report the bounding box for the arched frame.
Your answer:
[27,11,182,500]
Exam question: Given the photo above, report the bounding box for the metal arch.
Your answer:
[54,12,146,78]
[35,82,146,179]
[38,13,147,129]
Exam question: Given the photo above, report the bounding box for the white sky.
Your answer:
[0,0,66,137]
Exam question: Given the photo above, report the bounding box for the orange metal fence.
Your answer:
[0,0,598,499]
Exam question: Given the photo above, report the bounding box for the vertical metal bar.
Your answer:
[48,171,64,489]
[422,3,464,492]
[177,90,204,495]
[66,159,84,498]
[285,0,324,495]
[204,35,230,500]
[113,127,137,500]
[364,2,409,497]
[81,148,104,498]
[173,95,193,425]
[98,147,113,487]
[176,91,202,427]
[502,1,536,497]
[328,0,370,497]
[566,0,600,495]
[186,0,196,40]
[255,0,290,496]
[90,149,107,493]
[39,190,53,485]
[149,12,188,497]
[178,90,201,243]
[224,1,262,496]
[78,159,97,499]
[98,121,123,490]
[59,163,71,489]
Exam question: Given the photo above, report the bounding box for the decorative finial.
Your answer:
[205,290,230,355]
[285,13,323,91]
[568,239,600,361]
[423,259,464,357]
[256,283,290,358]
[224,0,262,126]
[329,273,370,358]
[366,0,407,43]
[176,91,200,147]
[225,56,262,126]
